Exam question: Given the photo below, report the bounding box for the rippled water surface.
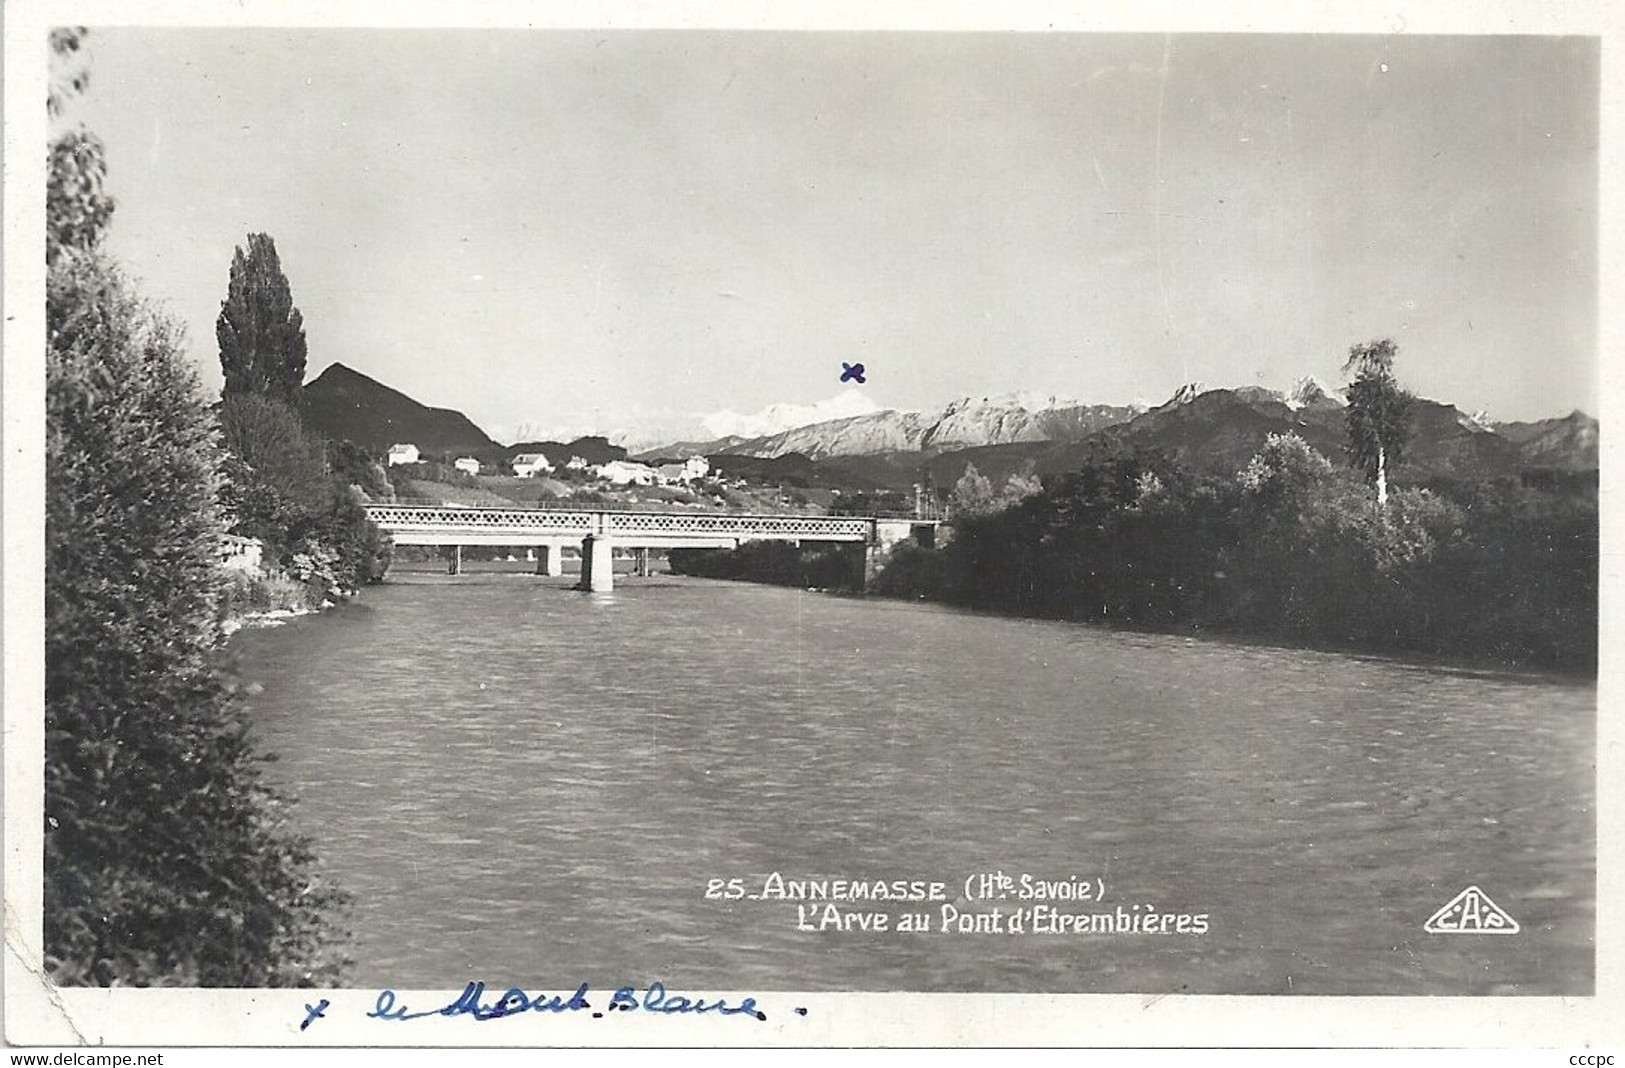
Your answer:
[237,568,1594,994]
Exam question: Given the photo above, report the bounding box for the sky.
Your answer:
[69,29,1599,441]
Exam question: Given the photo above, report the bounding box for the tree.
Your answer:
[219,393,334,528]
[328,439,394,499]
[46,33,348,985]
[47,28,92,120]
[47,29,113,264]
[950,463,999,518]
[1342,337,1413,506]
[1238,432,1334,508]
[999,470,1044,509]
[216,233,308,401]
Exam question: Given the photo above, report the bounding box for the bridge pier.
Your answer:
[854,541,880,591]
[535,544,563,577]
[447,544,462,575]
[633,547,651,577]
[579,534,615,592]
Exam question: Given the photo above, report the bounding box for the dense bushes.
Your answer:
[870,542,950,600]
[328,439,394,499]
[669,541,861,590]
[45,250,350,985]
[1397,476,1597,668]
[221,568,310,618]
[218,393,391,596]
[919,436,1596,672]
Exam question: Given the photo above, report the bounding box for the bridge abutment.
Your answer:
[579,535,615,592]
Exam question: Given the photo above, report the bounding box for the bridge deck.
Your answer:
[363,503,934,546]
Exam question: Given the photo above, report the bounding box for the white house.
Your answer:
[564,455,590,471]
[454,457,481,476]
[386,443,420,466]
[656,455,710,484]
[511,453,554,478]
[593,460,658,486]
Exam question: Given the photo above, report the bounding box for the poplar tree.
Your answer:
[216,233,308,401]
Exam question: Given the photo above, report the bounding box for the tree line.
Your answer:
[877,347,1594,672]
[44,30,361,985]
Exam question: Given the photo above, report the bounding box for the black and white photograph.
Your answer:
[3,0,1619,1052]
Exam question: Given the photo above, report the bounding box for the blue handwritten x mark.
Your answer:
[301,999,330,1031]
[841,362,866,384]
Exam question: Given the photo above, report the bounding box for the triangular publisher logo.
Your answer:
[1424,885,1520,934]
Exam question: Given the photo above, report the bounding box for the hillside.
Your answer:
[1071,388,1525,480]
[1494,411,1600,469]
[923,385,1560,490]
[635,435,748,461]
[502,436,627,466]
[302,363,501,458]
[707,450,923,493]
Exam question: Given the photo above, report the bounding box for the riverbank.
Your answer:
[222,600,337,636]
[669,533,1596,678]
[220,565,352,636]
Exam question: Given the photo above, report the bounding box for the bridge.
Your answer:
[361,503,940,591]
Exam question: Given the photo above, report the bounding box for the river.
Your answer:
[235,566,1595,995]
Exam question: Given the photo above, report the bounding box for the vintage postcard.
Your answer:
[4,0,1620,1051]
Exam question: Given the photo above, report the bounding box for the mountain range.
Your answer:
[300,362,1596,489]
[1493,411,1600,470]
[638,394,1145,461]
[924,392,1596,492]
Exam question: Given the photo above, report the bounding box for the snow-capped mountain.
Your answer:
[1158,382,1205,410]
[516,388,1140,460]
[1285,376,1346,410]
[501,392,880,454]
[699,390,881,440]
[1156,377,1346,414]
[680,394,1144,459]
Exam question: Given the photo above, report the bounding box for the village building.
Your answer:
[453,457,481,476]
[386,443,420,466]
[655,455,711,484]
[511,453,554,478]
[593,460,658,486]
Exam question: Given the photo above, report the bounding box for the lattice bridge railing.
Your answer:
[363,505,875,541]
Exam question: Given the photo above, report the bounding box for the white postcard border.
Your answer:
[4,0,1621,1048]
